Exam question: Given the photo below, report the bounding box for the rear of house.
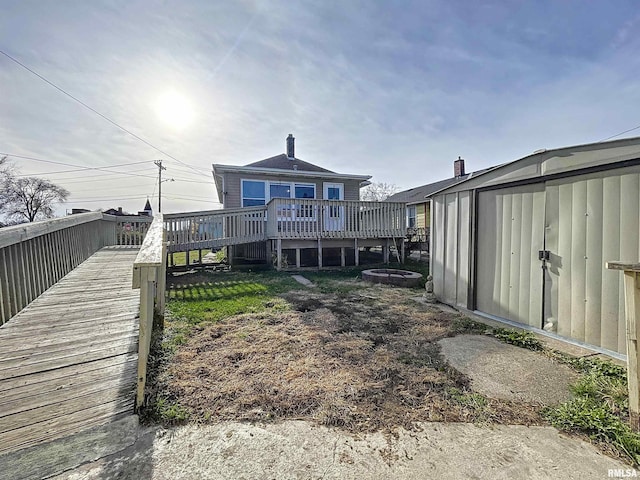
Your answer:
[430,136,640,356]
[204,134,405,268]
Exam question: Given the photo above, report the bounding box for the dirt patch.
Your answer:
[153,285,543,433]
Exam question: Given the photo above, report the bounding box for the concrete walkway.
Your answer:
[55,420,627,480]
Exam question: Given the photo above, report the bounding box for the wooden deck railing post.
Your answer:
[132,214,166,409]
[606,261,640,430]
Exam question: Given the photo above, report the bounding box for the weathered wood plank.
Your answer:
[0,248,141,455]
[0,398,133,454]
[0,359,136,405]
[0,353,138,393]
[134,213,164,266]
[0,367,136,419]
[0,331,139,364]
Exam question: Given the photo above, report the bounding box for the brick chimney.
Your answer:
[454,156,465,177]
[286,134,295,159]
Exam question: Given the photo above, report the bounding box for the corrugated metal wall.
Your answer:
[431,191,471,308]
[544,165,640,353]
[476,184,545,328]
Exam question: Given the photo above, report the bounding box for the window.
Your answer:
[295,184,315,199]
[242,180,266,207]
[407,205,417,228]
[241,179,316,207]
[270,183,291,199]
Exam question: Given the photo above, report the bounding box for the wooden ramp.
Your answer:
[0,247,140,455]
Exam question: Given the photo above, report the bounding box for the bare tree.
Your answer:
[360,182,399,201]
[0,156,16,216]
[3,176,69,223]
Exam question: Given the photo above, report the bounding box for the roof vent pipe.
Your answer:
[286,134,295,159]
[454,156,465,177]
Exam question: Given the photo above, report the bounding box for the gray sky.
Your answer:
[2,0,640,215]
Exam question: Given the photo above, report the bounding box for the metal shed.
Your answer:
[430,136,640,356]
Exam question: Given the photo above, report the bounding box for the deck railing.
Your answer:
[0,212,117,325]
[164,200,406,252]
[132,214,166,409]
[114,216,152,246]
[266,198,406,239]
[164,206,267,253]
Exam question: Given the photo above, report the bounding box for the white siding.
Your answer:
[430,192,471,309]
[545,165,640,353]
[476,184,545,327]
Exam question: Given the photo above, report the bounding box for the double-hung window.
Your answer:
[242,180,266,207]
[407,205,417,228]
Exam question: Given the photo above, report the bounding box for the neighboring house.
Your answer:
[386,157,480,231]
[202,134,406,268]
[429,136,640,357]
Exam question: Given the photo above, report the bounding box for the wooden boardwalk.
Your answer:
[0,247,140,455]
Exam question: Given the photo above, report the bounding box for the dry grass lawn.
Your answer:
[146,270,542,433]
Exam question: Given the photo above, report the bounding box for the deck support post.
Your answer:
[198,249,202,265]
[185,249,190,267]
[400,238,405,264]
[383,239,390,264]
[266,240,272,265]
[317,239,323,270]
[354,239,359,266]
[296,248,301,269]
[341,247,346,267]
[276,238,282,271]
[606,262,640,431]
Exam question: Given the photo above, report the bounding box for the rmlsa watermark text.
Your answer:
[609,469,638,478]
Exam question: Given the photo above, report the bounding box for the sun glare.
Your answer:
[154,90,194,130]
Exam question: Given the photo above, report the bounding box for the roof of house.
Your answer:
[245,154,335,173]
[386,168,492,205]
[212,154,371,204]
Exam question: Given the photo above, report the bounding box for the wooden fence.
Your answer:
[131,214,166,408]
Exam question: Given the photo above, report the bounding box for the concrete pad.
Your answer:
[54,421,626,480]
[438,334,579,405]
[291,275,316,288]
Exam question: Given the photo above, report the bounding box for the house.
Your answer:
[213,134,371,209]
[201,134,406,268]
[387,157,472,231]
[429,136,640,357]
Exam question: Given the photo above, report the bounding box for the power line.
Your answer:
[0,50,206,176]
[1,152,151,170]
[2,151,214,184]
[599,125,640,142]
[17,164,152,177]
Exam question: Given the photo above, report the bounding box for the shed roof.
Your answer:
[386,169,492,205]
[428,136,640,198]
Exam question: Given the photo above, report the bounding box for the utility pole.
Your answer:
[154,159,166,212]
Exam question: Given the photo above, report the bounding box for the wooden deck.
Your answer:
[0,247,140,455]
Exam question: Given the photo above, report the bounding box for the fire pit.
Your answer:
[361,269,423,287]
